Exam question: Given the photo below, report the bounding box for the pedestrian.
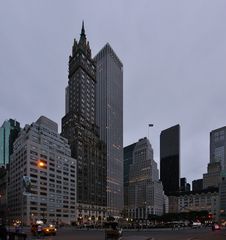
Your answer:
[37,225,42,238]
[0,224,8,240]
[171,224,175,231]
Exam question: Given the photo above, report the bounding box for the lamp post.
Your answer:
[143,201,147,227]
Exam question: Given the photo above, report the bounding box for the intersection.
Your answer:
[24,226,226,240]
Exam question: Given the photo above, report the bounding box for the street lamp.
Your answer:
[37,160,46,168]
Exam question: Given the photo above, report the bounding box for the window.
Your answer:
[214,130,225,142]
[214,146,224,168]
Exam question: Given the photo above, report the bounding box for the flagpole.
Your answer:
[148,124,154,140]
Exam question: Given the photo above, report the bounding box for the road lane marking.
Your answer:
[187,238,200,240]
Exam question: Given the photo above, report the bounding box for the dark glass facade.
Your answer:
[210,127,226,170]
[95,43,123,216]
[160,124,180,196]
[61,24,107,212]
[123,143,136,209]
[0,166,8,222]
[180,177,186,192]
[180,177,190,192]
[192,179,203,192]
[0,119,20,166]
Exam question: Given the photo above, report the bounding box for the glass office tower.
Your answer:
[95,43,123,216]
[123,143,136,211]
[160,125,180,196]
[0,119,20,166]
[210,127,226,170]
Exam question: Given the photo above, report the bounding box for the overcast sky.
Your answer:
[1,0,226,184]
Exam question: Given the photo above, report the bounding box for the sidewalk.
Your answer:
[122,236,153,240]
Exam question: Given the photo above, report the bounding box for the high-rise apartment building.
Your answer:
[8,116,76,225]
[61,23,107,220]
[94,43,123,216]
[160,125,180,196]
[0,119,20,166]
[128,138,164,219]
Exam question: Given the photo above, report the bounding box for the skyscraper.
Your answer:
[0,119,20,166]
[94,43,123,216]
[127,137,164,219]
[202,127,226,190]
[202,126,226,220]
[123,143,136,212]
[61,23,107,220]
[160,124,180,196]
[210,127,226,170]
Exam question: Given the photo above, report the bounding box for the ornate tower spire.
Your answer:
[79,20,86,46]
[81,20,85,36]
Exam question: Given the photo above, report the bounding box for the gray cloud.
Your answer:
[1,0,226,184]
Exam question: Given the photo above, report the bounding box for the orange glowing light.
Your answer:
[38,161,45,168]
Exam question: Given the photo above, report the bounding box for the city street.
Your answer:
[24,227,226,240]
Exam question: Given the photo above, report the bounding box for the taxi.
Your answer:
[42,224,57,235]
[31,224,57,236]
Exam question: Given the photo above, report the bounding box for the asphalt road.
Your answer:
[25,227,226,240]
[124,227,226,240]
